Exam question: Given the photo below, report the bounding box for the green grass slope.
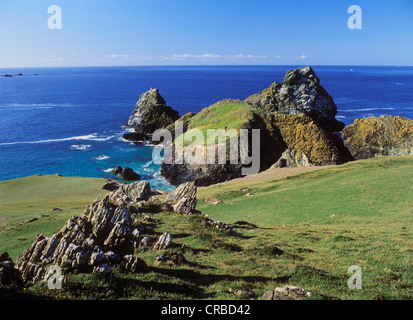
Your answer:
[1,157,412,300]
[0,174,108,260]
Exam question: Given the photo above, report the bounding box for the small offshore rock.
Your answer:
[122,131,147,142]
[111,166,141,181]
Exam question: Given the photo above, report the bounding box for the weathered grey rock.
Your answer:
[16,181,152,285]
[260,286,312,300]
[273,148,310,168]
[153,233,172,250]
[137,236,152,250]
[245,66,344,132]
[203,215,233,233]
[126,88,180,135]
[121,255,147,273]
[166,182,197,215]
[147,195,162,205]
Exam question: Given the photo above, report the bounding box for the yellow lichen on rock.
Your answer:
[342,115,413,160]
[269,114,353,167]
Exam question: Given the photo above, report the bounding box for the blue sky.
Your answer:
[0,0,413,67]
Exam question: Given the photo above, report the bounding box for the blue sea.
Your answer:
[1,66,412,191]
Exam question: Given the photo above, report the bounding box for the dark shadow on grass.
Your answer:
[0,287,47,300]
[149,266,286,289]
[116,276,207,299]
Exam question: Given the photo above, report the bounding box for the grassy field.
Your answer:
[0,174,108,260]
[1,156,412,300]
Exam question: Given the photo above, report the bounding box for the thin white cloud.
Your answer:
[159,53,271,61]
[96,53,287,65]
[299,54,308,60]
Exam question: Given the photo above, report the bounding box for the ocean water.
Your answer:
[1,66,412,191]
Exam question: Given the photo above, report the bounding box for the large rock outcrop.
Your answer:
[126,88,180,136]
[150,67,354,186]
[342,115,413,160]
[15,180,199,286]
[160,100,284,186]
[15,181,153,284]
[269,114,354,168]
[245,66,344,132]
[160,99,353,186]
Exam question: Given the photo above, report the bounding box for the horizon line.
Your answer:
[1,64,412,70]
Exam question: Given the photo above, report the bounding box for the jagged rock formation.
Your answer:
[126,88,180,135]
[245,66,344,132]
[14,180,200,286]
[342,115,413,160]
[166,182,197,215]
[15,181,153,284]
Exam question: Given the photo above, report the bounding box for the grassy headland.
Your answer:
[1,156,412,300]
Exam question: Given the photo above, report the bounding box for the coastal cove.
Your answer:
[1,65,413,190]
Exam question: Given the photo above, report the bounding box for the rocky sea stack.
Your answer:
[122,66,411,187]
[124,88,180,140]
[245,66,345,132]
[157,67,353,186]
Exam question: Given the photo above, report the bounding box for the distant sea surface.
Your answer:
[1,65,412,191]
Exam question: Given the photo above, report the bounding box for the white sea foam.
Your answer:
[1,103,75,109]
[142,161,153,168]
[102,168,114,173]
[94,155,110,161]
[70,144,91,150]
[0,133,110,146]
